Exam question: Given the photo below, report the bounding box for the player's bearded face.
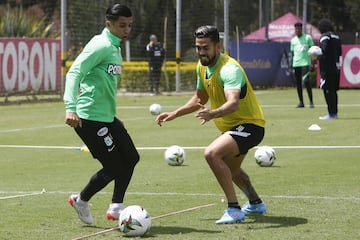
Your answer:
[199,52,216,66]
[195,38,219,67]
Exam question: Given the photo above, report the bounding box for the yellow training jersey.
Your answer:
[197,54,265,132]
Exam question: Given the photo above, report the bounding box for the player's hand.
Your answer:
[195,103,212,125]
[156,112,174,126]
[65,112,82,128]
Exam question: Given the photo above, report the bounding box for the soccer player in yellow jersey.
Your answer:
[156,25,266,224]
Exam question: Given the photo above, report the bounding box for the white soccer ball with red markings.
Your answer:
[164,145,186,166]
[119,205,151,237]
[149,103,162,115]
[254,146,276,167]
[308,46,322,59]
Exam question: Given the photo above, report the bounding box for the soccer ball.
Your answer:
[308,46,322,59]
[254,146,276,167]
[149,103,162,115]
[119,205,151,237]
[164,145,186,166]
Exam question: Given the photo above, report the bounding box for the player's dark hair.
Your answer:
[294,22,302,27]
[106,4,132,21]
[194,25,220,43]
[318,18,333,33]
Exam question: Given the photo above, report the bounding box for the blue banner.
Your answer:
[229,42,294,87]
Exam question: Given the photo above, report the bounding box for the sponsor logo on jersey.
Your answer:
[107,64,121,75]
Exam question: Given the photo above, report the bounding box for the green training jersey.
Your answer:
[290,34,314,67]
[64,28,122,123]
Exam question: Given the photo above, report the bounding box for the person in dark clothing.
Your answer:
[146,34,165,95]
[318,18,342,120]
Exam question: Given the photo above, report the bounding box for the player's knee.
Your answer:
[204,147,219,165]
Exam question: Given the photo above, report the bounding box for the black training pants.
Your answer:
[74,117,139,203]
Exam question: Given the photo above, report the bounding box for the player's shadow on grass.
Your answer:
[146,226,221,237]
[245,214,308,228]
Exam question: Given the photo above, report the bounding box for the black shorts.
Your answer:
[74,118,139,172]
[226,123,264,154]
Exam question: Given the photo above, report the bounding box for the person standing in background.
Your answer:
[146,34,165,95]
[290,22,315,108]
[318,18,342,120]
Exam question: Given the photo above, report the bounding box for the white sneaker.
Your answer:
[215,207,245,224]
[319,114,338,120]
[68,194,93,224]
[106,203,124,220]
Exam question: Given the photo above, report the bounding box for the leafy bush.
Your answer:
[0,5,58,38]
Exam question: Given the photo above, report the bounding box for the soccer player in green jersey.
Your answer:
[64,4,139,224]
[290,22,315,108]
[156,26,266,224]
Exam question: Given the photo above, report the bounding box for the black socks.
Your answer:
[228,202,241,209]
[249,199,263,205]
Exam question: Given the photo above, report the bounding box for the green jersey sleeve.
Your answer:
[220,63,245,90]
[64,38,108,112]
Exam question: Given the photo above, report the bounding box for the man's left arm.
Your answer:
[209,90,240,118]
[196,64,243,122]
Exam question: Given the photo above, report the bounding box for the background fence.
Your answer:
[0,0,359,100]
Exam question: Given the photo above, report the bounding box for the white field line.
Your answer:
[0,189,46,200]
[116,104,360,109]
[0,117,151,134]
[0,144,360,150]
[260,103,360,108]
[0,124,64,133]
[1,103,358,134]
[0,190,359,202]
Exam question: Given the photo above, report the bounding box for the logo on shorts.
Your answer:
[97,127,115,152]
[104,134,115,152]
[97,127,108,137]
[227,125,251,137]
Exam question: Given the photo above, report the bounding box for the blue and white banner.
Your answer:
[229,42,293,87]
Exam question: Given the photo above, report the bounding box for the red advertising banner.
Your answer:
[0,38,61,95]
[340,45,360,88]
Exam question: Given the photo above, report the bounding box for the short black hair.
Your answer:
[194,25,220,43]
[106,4,132,21]
[318,18,333,34]
[294,22,302,27]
